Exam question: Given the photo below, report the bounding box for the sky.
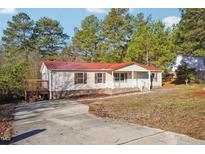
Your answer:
[0,8,181,40]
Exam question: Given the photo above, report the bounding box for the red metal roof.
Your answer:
[43,60,161,71]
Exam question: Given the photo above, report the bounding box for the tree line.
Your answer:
[0,8,205,100]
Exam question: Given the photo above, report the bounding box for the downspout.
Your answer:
[111,71,114,89]
[148,71,151,90]
[131,71,134,88]
[160,72,163,87]
[49,70,53,99]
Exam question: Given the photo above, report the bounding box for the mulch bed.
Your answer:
[0,104,15,144]
[88,87,205,140]
[89,103,205,140]
[69,94,109,100]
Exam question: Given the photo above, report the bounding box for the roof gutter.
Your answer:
[44,62,162,72]
[46,68,113,71]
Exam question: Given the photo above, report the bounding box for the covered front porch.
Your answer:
[111,71,151,91]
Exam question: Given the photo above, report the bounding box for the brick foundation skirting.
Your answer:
[51,88,112,99]
[51,88,141,99]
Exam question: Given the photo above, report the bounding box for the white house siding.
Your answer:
[41,64,49,81]
[40,64,50,89]
[51,71,113,91]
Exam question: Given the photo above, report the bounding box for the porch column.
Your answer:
[148,71,151,90]
[111,71,114,89]
[132,71,134,88]
[159,72,162,87]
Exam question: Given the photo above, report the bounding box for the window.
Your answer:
[137,72,148,79]
[114,73,120,81]
[120,73,125,81]
[95,73,106,83]
[97,73,103,83]
[114,73,127,81]
[74,73,87,84]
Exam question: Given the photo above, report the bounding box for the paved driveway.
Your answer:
[12,100,205,145]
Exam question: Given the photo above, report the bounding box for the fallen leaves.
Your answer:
[88,86,205,140]
[0,104,14,142]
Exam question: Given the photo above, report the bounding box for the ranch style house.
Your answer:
[40,61,163,99]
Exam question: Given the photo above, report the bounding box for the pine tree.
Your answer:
[175,9,205,56]
[100,8,134,62]
[33,17,69,59]
[2,12,34,62]
[126,14,174,71]
[72,15,101,62]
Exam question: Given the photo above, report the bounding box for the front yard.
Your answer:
[88,84,205,140]
[0,104,14,143]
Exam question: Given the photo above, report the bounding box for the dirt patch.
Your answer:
[0,104,15,144]
[88,85,205,140]
[191,90,205,97]
[182,89,205,100]
[163,81,176,88]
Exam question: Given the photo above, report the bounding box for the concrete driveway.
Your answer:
[12,100,205,145]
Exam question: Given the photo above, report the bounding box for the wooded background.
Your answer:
[0,8,205,100]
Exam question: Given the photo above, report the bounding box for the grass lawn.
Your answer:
[88,84,205,140]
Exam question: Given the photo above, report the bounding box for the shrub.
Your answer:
[175,61,197,84]
[0,62,28,102]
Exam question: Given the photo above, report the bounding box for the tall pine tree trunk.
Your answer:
[146,50,149,65]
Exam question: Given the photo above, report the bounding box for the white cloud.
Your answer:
[86,8,135,14]
[85,8,109,14]
[0,8,16,14]
[129,8,135,13]
[163,16,181,27]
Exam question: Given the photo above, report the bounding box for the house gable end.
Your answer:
[115,64,149,72]
[40,62,47,73]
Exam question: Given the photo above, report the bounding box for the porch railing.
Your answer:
[113,79,150,91]
[114,80,133,88]
[137,80,150,91]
